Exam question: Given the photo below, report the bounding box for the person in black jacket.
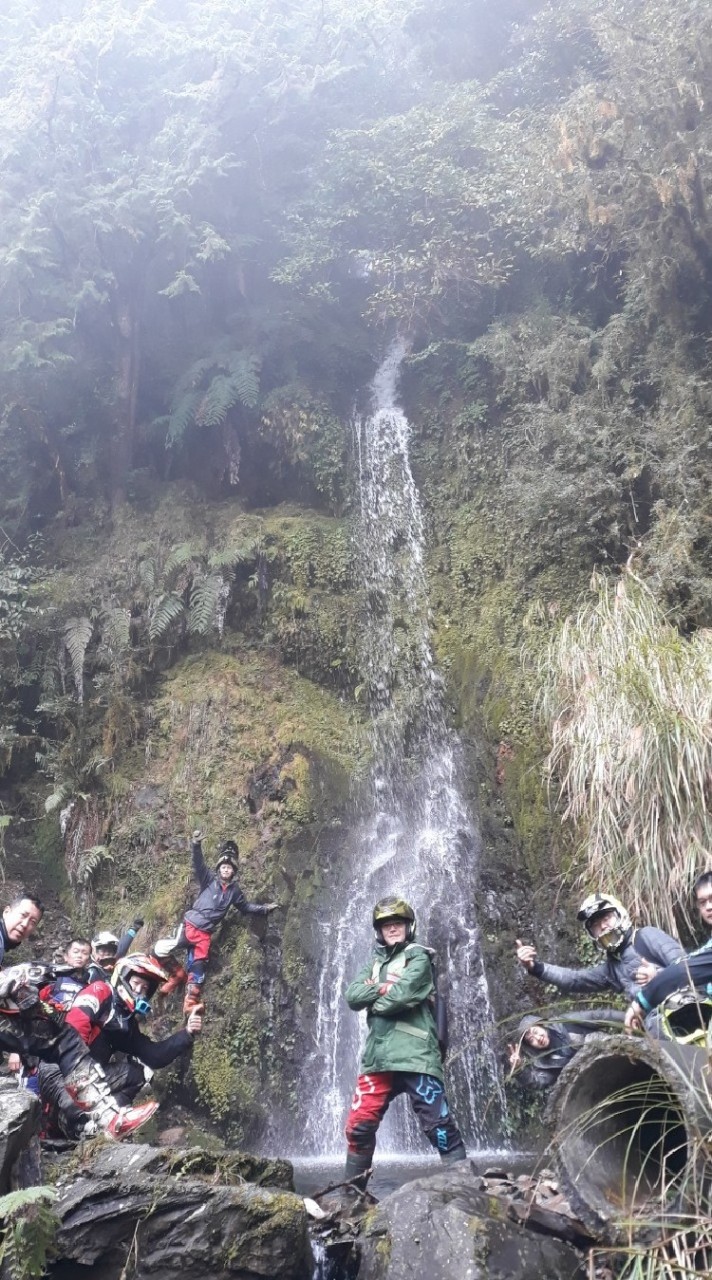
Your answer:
[507,1008,626,1090]
[157,830,277,1012]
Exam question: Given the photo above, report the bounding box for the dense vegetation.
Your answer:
[1,0,712,1190]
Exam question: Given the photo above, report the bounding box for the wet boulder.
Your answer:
[51,1142,313,1280]
[357,1164,586,1280]
[0,1076,41,1192]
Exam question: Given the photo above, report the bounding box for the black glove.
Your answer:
[131,918,145,932]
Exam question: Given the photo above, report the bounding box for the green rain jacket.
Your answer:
[345,941,443,1081]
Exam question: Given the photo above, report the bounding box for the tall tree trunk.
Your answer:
[111,293,141,505]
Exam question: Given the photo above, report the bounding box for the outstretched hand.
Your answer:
[264,902,279,912]
[192,829,203,843]
[515,939,538,971]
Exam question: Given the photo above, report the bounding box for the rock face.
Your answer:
[0,1076,40,1192]
[357,1165,586,1280]
[51,1142,313,1280]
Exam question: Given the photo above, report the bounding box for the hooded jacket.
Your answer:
[184,839,270,933]
[514,1008,626,1090]
[346,940,443,1081]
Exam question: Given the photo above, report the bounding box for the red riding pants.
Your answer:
[344,1071,465,1160]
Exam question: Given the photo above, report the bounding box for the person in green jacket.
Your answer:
[343,896,467,1184]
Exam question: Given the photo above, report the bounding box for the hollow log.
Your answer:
[547,1034,712,1246]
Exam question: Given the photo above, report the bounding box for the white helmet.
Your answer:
[576,894,632,953]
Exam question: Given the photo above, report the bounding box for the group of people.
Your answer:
[507,875,712,1089]
[341,874,712,1184]
[0,829,277,1140]
[4,831,712,1174]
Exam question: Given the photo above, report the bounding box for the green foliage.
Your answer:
[167,350,261,444]
[63,616,93,704]
[534,570,712,933]
[0,1186,56,1280]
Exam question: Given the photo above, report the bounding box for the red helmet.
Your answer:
[110,953,167,1015]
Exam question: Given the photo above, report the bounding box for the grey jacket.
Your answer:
[184,841,270,934]
[530,926,683,1001]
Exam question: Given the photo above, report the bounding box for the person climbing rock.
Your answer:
[515,893,683,1028]
[0,961,156,1139]
[66,952,202,1107]
[87,919,144,982]
[343,897,466,1186]
[156,831,277,1013]
[507,1008,626,1089]
[0,894,44,968]
[625,870,712,1036]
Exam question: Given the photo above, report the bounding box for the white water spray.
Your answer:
[302,340,506,1154]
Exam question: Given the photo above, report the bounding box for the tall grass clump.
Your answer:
[535,570,712,934]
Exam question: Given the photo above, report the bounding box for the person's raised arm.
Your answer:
[191,829,212,890]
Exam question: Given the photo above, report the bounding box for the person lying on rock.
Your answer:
[515,893,683,1030]
[625,869,712,1038]
[87,918,145,983]
[0,893,44,968]
[155,830,277,1014]
[0,960,157,1139]
[343,896,466,1187]
[507,1008,626,1089]
[66,951,202,1109]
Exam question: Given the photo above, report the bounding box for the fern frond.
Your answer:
[45,783,73,813]
[148,592,186,641]
[226,352,260,406]
[101,605,131,653]
[194,374,241,428]
[164,541,202,576]
[167,389,200,444]
[75,844,113,886]
[63,616,93,703]
[137,557,158,594]
[208,538,260,569]
[188,573,224,635]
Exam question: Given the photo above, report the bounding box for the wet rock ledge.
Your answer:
[49,1143,311,1280]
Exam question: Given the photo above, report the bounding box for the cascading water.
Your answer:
[303,339,506,1155]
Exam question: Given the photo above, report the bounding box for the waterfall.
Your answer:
[302,340,506,1155]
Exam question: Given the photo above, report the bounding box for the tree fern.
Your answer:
[189,572,224,635]
[63,616,93,703]
[167,349,260,442]
[148,592,186,641]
